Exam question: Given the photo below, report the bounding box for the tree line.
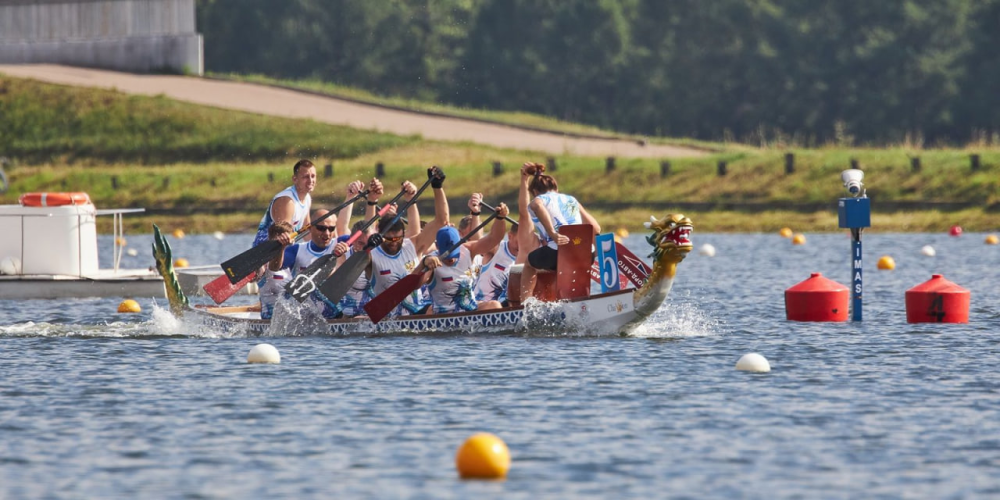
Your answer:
[197,0,1000,146]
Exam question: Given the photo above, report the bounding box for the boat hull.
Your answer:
[0,272,164,300]
[186,288,643,336]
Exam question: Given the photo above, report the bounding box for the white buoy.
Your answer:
[126,248,139,257]
[920,245,936,257]
[736,353,771,373]
[213,231,225,240]
[699,243,717,257]
[0,256,21,275]
[247,343,281,364]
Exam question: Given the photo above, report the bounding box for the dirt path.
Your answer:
[0,64,707,159]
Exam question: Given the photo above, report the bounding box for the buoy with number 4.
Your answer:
[905,275,969,324]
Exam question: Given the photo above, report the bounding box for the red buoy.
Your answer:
[905,274,970,323]
[949,225,963,236]
[785,273,849,322]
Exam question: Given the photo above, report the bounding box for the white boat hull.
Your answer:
[0,271,164,300]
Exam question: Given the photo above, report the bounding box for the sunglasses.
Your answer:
[383,235,404,243]
[314,225,336,233]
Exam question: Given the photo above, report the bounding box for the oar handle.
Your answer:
[290,189,370,242]
[363,172,440,251]
[478,201,518,226]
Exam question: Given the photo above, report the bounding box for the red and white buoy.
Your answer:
[785,273,849,322]
[905,274,970,323]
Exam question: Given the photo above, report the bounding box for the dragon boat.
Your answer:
[152,214,693,336]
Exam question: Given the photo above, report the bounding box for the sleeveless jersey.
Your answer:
[259,267,292,320]
[427,246,478,314]
[528,192,582,249]
[474,240,515,303]
[370,239,427,315]
[284,241,339,318]
[252,186,312,247]
[338,247,374,317]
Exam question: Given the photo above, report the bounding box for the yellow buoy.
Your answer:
[877,255,896,270]
[117,299,141,313]
[792,233,806,245]
[172,228,185,239]
[115,237,127,246]
[986,234,999,245]
[455,433,510,479]
[779,227,793,238]
[615,227,630,239]
[174,258,189,268]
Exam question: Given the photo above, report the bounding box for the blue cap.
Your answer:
[336,234,351,243]
[435,226,462,260]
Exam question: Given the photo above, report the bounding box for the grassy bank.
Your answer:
[1,76,998,234]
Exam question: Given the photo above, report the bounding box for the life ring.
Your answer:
[18,192,92,207]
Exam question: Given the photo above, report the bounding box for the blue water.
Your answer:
[2,231,999,498]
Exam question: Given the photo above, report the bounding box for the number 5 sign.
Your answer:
[595,233,620,293]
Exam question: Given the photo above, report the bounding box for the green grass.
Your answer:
[2,76,999,233]
[211,73,725,151]
[0,76,417,164]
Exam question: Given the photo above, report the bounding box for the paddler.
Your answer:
[518,162,601,301]
[252,159,317,248]
[272,209,350,319]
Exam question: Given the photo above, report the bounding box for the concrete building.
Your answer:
[0,0,202,75]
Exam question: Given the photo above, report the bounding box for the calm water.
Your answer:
[2,231,999,499]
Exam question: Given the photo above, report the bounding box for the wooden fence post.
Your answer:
[911,157,921,173]
[606,157,616,173]
[376,162,385,178]
[784,153,794,174]
[660,161,670,178]
[850,158,860,170]
[971,154,981,172]
[267,172,274,183]
[492,161,504,177]
[111,176,119,189]
[324,163,333,178]
[717,161,727,176]
[546,156,557,172]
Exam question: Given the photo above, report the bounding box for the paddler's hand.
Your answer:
[401,181,417,201]
[275,232,292,247]
[383,204,398,220]
[422,255,442,271]
[332,241,350,257]
[367,233,384,248]
[428,166,445,188]
[346,180,364,198]
[367,178,384,201]
[494,202,510,219]
[468,193,482,213]
[554,234,570,246]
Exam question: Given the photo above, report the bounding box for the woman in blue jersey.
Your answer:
[518,162,601,301]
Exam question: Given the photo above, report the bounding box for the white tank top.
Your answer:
[253,186,312,247]
[258,267,292,319]
[370,239,425,314]
[474,240,515,302]
[427,246,475,311]
[292,241,335,275]
[528,192,582,249]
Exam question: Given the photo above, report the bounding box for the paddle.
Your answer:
[478,201,518,225]
[218,189,369,284]
[317,171,441,305]
[285,189,406,303]
[364,210,501,324]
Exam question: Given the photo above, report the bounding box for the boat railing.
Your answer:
[95,208,145,272]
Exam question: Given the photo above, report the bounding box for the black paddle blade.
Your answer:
[317,250,371,305]
[220,240,282,284]
[285,253,337,303]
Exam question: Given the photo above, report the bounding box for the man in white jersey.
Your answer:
[253,159,317,248]
[273,209,349,319]
[414,202,510,314]
[259,221,294,320]
[367,168,450,316]
[473,221,520,306]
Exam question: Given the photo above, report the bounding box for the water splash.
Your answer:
[629,299,722,339]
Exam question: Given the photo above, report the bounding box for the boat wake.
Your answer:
[628,298,723,339]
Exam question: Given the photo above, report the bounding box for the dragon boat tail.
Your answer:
[152,214,693,336]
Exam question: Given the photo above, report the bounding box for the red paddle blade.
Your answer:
[363,273,424,324]
[203,272,255,304]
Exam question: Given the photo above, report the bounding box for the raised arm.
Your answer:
[337,180,365,237]
[467,203,509,258]
[413,167,449,255]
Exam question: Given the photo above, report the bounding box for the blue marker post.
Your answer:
[837,169,871,321]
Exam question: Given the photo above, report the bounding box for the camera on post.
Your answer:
[841,169,864,197]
